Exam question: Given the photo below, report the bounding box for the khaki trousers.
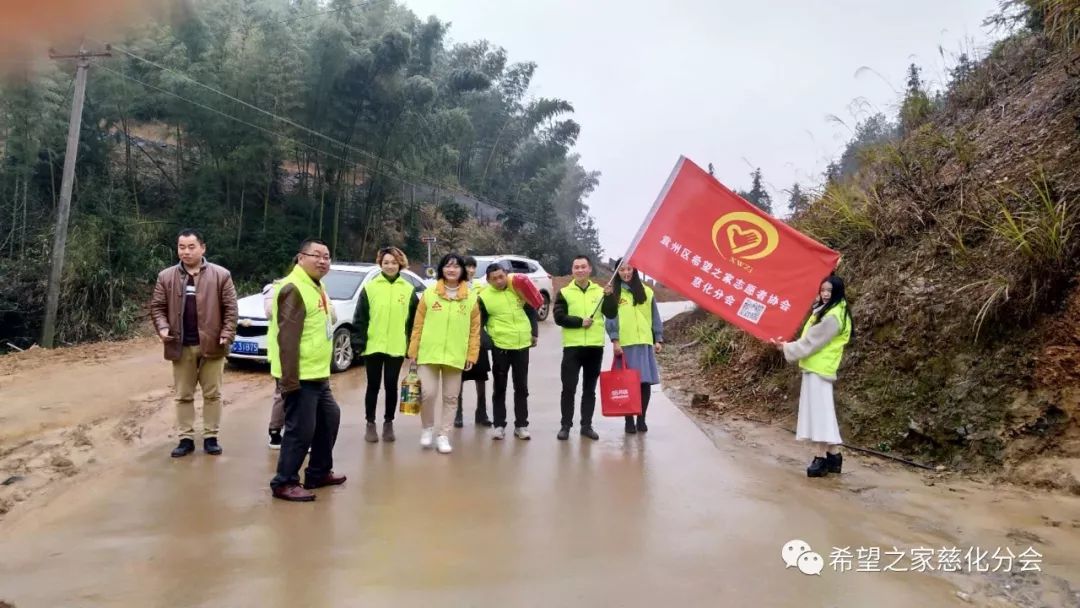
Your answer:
[269,380,285,431]
[173,345,226,439]
[418,364,462,436]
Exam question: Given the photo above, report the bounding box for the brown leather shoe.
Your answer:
[303,472,347,490]
[272,484,315,502]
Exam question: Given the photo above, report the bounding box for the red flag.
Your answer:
[626,157,840,341]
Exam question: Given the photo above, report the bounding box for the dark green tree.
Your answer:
[737,168,773,215]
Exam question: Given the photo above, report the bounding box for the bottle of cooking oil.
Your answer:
[400,365,421,415]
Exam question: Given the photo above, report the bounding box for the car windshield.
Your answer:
[322,269,365,300]
[473,260,492,279]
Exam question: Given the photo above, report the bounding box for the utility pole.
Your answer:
[41,44,111,348]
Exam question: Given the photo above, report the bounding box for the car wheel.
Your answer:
[537,292,551,321]
[331,327,354,373]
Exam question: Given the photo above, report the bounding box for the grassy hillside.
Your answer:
[668,12,1080,490]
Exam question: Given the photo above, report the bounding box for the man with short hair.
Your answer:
[150,229,238,457]
[553,255,606,441]
[478,264,538,440]
[268,239,345,502]
[266,274,338,449]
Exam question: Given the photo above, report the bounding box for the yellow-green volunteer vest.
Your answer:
[560,282,606,347]
[268,265,333,380]
[799,301,851,377]
[363,273,414,357]
[479,286,532,350]
[616,285,655,347]
[417,285,478,369]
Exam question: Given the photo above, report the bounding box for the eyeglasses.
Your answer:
[300,252,332,262]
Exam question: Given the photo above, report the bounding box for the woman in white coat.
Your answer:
[773,275,854,478]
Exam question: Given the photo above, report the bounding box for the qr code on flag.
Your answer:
[737,298,766,325]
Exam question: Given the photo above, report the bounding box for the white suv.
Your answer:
[470,255,555,321]
[229,263,427,372]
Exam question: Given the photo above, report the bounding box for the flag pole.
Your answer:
[589,156,687,318]
[589,258,623,318]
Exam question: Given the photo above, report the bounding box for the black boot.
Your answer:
[203,437,223,455]
[475,409,492,427]
[475,383,492,426]
[624,416,638,434]
[454,403,464,428]
[171,438,195,458]
[637,388,650,433]
[557,426,570,441]
[581,426,600,441]
[826,452,843,474]
[806,456,828,478]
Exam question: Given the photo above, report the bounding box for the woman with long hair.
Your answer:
[407,253,481,454]
[601,260,664,434]
[354,246,418,443]
[773,275,854,477]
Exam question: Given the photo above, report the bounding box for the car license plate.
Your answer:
[231,341,259,355]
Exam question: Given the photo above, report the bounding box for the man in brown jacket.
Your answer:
[150,229,238,458]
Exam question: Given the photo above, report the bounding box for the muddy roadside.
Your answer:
[0,337,272,526]
[659,329,1080,607]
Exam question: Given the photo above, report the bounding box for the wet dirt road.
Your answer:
[0,305,1069,607]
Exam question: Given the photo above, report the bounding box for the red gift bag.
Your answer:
[600,355,642,417]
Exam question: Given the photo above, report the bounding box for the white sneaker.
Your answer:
[436,435,453,454]
[420,428,434,449]
[492,427,506,440]
[514,427,531,440]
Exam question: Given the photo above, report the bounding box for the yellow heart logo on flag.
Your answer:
[726,224,764,255]
[712,212,779,261]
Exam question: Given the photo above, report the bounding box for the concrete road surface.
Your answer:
[0,303,971,607]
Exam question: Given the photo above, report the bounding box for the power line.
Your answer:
[97,64,512,217]
[98,64,352,166]
[101,41,380,165]
[99,41,514,215]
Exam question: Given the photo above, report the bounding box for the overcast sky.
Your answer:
[402,0,1002,257]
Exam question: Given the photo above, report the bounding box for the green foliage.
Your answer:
[736,168,773,215]
[786,183,811,218]
[0,0,602,344]
[794,181,880,248]
[994,0,1080,47]
[900,64,933,134]
[950,171,1075,341]
[691,319,739,368]
[439,200,470,229]
[985,170,1077,273]
[1039,0,1080,46]
[828,113,898,182]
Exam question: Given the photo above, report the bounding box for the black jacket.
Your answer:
[351,273,419,356]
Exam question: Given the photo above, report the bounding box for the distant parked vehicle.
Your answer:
[228,263,427,372]
[469,255,555,321]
